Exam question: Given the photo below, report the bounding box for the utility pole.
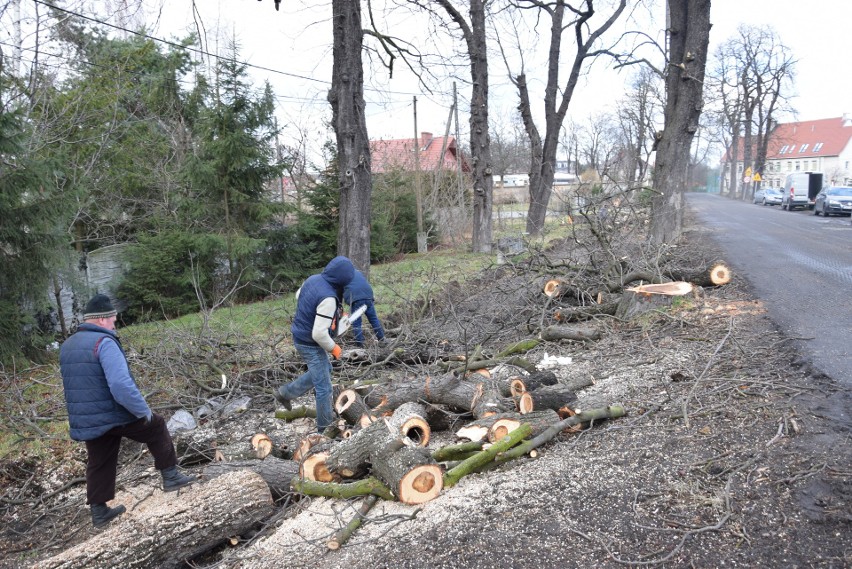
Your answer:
[413,96,426,253]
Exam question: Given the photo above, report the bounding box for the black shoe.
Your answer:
[161,465,197,492]
[272,387,292,411]
[91,502,126,528]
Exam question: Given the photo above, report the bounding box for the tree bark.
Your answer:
[539,324,601,342]
[649,0,711,244]
[436,0,493,253]
[202,457,299,500]
[330,0,371,272]
[32,471,274,569]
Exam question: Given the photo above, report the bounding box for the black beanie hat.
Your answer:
[83,294,117,320]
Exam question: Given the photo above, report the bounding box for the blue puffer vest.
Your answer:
[291,256,354,345]
[59,324,138,441]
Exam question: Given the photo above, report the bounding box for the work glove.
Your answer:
[331,345,342,360]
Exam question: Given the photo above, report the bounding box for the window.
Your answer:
[813,142,823,152]
[795,161,800,171]
[799,144,809,153]
[787,161,792,171]
[812,160,817,170]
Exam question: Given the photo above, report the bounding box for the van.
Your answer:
[782,172,823,210]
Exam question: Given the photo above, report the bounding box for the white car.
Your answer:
[753,188,783,206]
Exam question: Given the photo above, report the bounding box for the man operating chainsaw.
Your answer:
[273,256,355,433]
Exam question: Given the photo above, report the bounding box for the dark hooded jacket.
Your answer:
[291,256,355,345]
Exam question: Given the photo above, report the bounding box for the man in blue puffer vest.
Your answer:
[59,294,196,528]
[343,269,386,348]
[273,256,354,434]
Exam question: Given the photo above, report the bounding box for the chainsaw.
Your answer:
[337,304,367,336]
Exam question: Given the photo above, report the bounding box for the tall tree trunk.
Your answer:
[436,0,494,254]
[330,0,372,273]
[649,0,711,245]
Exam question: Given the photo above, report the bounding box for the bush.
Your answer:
[116,231,227,321]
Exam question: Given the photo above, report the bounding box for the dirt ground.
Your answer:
[3,212,851,568]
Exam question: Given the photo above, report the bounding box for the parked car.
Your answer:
[753,187,783,206]
[813,186,852,216]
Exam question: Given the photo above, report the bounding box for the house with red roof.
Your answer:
[370,132,471,175]
[721,116,852,190]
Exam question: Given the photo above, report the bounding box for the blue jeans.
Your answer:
[280,342,334,433]
[350,299,385,346]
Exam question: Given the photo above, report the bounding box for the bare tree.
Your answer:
[406,0,494,254]
[504,0,627,236]
[490,108,530,185]
[614,67,662,189]
[710,25,795,199]
[649,0,711,244]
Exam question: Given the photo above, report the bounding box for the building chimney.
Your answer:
[420,132,433,148]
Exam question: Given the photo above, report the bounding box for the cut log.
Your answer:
[515,370,559,392]
[665,262,731,287]
[543,278,568,297]
[365,373,514,419]
[202,456,298,500]
[298,438,337,482]
[514,391,534,414]
[325,419,400,479]
[617,290,662,319]
[32,470,273,569]
[385,402,430,446]
[540,324,601,342]
[335,389,376,427]
[488,409,561,442]
[173,428,219,466]
[625,281,693,296]
[527,384,579,412]
[370,446,443,505]
[455,412,524,442]
[292,433,329,462]
[212,433,288,462]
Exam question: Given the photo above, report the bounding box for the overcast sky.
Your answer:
[149,0,851,156]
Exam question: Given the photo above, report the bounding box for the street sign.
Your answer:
[753,172,762,182]
[744,167,753,177]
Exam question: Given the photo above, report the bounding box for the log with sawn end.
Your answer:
[32,470,274,569]
[325,419,401,479]
[335,388,376,427]
[370,445,443,505]
[202,456,299,500]
[488,409,561,442]
[526,384,580,413]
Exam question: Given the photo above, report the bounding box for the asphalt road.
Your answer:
[686,192,852,386]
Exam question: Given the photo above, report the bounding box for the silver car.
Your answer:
[753,187,783,206]
[813,186,852,217]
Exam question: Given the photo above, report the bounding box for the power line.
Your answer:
[30,0,435,100]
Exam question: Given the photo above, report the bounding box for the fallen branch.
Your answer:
[327,495,380,550]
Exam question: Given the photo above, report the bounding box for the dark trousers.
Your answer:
[350,299,385,346]
[84,413,177,504]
